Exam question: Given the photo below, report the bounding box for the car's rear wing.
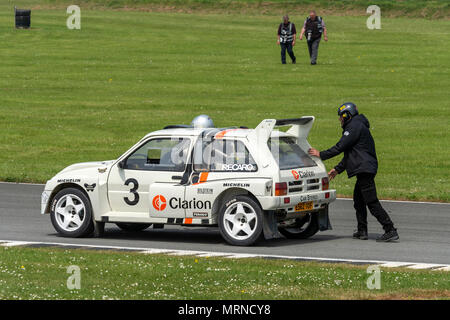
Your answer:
[275,117,314,127]
[283,116,315,140]
[250,116,315,143]
[247,116,315,167]
[247,116,315,166]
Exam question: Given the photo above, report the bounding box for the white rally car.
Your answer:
[41,117,336,246]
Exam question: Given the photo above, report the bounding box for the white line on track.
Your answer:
[195,252,231,257]
[406,263,447,270]
[140,249,175,254]
[435,266,450,271]
[378,262,414,268]
[0,239,448,271]
[0,241,33,247]
[0,181,46,187]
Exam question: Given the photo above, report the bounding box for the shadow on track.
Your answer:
[47,225,344,248]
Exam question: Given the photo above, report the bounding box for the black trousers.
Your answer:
[280,42,296,64]
[353,173,395,232]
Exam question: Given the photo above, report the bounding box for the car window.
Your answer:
[194,139,257,172]
[125,137,190,171]
[269,137,317,170]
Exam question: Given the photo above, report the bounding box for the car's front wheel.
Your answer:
[116,223,152,232]
[278,213,319,239]
[218,195,263,246]
[50,188,94,237]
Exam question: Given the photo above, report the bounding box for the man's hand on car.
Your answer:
[308,148,320,158]
[328,168,338,180]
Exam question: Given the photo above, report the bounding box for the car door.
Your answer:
[107,136,191,219]
[184,138,259,219]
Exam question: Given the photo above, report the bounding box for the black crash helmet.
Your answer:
[337,102,359,122]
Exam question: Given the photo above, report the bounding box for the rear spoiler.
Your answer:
[250,116,315,142]
[248,116,315,166]
[275,117,314,126]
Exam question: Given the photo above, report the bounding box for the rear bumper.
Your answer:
[257,189,336,211]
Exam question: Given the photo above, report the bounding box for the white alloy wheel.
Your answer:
[54,194,86,232]
[223,202,258,241]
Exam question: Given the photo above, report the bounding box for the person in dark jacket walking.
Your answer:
[277,15,296,64]
[308,102,399,242]
[299,10,327,65]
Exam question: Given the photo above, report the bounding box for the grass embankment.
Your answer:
[0,246,449,299]
[41,0,450,19]
[0,2,449,201]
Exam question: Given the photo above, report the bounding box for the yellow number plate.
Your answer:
[294,201,313,212]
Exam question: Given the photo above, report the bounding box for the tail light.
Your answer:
[275,182,287,196]
[322,177,329,190]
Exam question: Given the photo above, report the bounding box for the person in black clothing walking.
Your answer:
[277,15,296,64]
[299,10,328,65]
[308,103,399,242]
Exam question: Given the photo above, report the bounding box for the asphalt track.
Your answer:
[0,183,449,265]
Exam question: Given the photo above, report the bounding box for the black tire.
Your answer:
[50,188,94,237]
[115,223,151,232]
[278,213,319,239]
[218,195,263,246]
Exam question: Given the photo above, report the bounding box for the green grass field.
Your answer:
[0,1,449,201]
[0,246,449,299]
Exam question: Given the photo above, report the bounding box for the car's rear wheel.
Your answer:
[50,188,94,237]
[278,213,319,239]
[115,223,152,232]
[218,195,263,246]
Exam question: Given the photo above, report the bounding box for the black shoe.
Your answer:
[376,229,399,242]
[311,62,317,65]
[292,59,296,64]
[353,230,368,240]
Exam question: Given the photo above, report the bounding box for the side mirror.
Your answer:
[118,160,126,169]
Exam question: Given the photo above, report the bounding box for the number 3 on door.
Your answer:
[124,178,139,206]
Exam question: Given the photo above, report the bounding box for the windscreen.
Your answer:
[268,137,317,169]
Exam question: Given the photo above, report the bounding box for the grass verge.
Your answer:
[39,0,450,19]
[0,246,449,299]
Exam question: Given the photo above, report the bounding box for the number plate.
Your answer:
[294,201,313,212]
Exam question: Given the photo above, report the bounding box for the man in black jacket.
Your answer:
[299,10,328,65]
[277,15,297,64]
[308,102,399,242]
